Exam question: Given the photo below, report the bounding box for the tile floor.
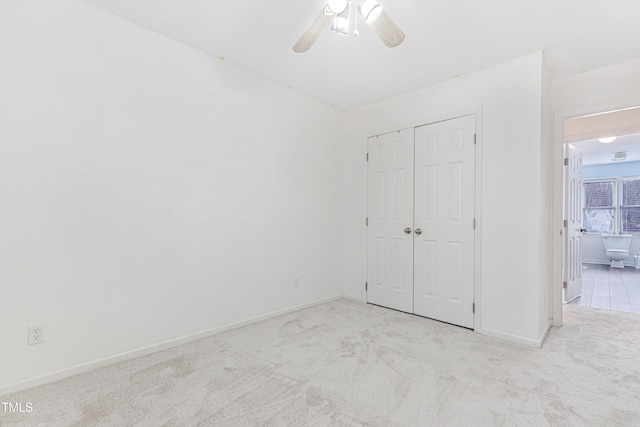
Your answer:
[567,264,640,313]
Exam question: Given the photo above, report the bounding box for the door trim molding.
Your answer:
[552,98,640,327]
[473,110,483,332]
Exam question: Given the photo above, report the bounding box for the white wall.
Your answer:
[343,52,550,345]
[552,58,640,114]
[0,0,343,391]
[583,161,640,179]
[551,58,640,323]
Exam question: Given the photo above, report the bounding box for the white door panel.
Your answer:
[366,129,414,313]
[564,143,583,302]
[413,115,475,328]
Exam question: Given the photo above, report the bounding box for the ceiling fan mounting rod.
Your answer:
[353,0,360,36]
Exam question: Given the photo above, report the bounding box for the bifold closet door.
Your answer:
[366,128,415,313]
[413,115,476,328]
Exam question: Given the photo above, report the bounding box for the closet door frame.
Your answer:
[363,109,483,332]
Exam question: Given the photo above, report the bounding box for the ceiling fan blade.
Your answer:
[293,8,333,53]
[368,10,405,48]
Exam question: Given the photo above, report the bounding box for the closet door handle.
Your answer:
[404,227,412,234]
[415,228,422,235]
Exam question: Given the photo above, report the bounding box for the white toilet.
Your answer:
[601,234,632,268]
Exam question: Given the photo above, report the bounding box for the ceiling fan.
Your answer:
[293,0,405,53]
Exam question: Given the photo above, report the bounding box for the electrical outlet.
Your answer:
[294,277,299,288]
[28,325,45,345]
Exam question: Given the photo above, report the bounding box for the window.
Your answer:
[583,180,615,233]
[583,176,640,234]
[621,178,640,233]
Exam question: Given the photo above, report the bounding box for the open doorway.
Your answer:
[561,107,640,316]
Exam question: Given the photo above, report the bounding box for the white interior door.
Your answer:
[564,143,583,302]
[366,129,415,313]
[413,115,476,328]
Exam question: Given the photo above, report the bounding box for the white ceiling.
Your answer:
[576,133,640,166]
[81,0,640,110]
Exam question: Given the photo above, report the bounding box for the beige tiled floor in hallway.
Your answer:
[568,264,640,313]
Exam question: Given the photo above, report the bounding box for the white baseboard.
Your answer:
[477,327,543,348]
[583,259,636,267]
[582,259,605,265]
[0,293,344,397]
[563,293,581,304]
[538,319,553,348]
[343,293,365,303]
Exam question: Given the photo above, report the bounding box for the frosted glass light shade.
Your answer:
[331,16,349,34]
[331,2,350,34]
[327,0,347,14]
[360,0,381,22]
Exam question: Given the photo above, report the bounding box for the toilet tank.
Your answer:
[601,234,633,250]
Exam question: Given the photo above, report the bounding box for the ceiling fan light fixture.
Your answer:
[331,3,350,34]
[599,136,616,143]
[331,16,349,34]
[293,0,404,52]
[327,0,348,14]
[360,0,382,23]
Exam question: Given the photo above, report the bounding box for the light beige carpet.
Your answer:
[1,299,639,426]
